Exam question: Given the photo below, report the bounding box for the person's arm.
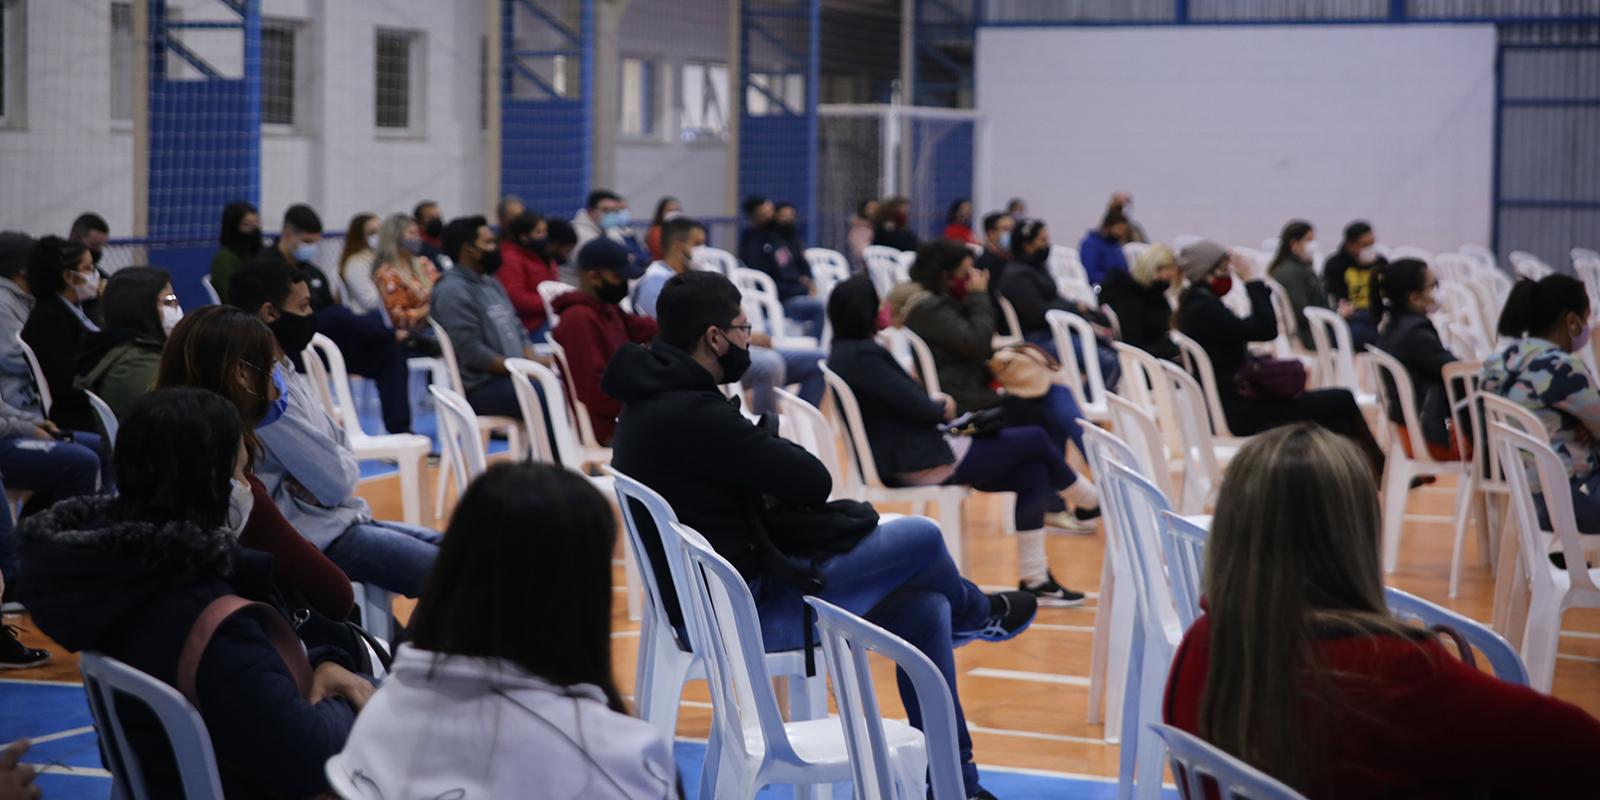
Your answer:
[999,272,1049,333]
[686,396,832,506]
[849,349,948,425]
[431,284,504,374]
[497,255,546,320]
[1548,354,1600,438]
[634,275,664,319]
[1187,282,1278,344]
[738,232,777,279]
[552,311,622,433]
[238,475,354,619]
[255,380,362,508]
[1401,322,1459,380]
[1324,260,1349,302]
[210,249,241,304]
[22,312,82,424]
[913,293,996,361]
[623,312,659,345]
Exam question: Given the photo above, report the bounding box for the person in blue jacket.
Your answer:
[1077,205,1131,286]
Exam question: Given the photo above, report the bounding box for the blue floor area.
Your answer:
[351,377,509,480]
[1,679,1147,799]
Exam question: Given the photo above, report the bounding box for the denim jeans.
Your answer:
[0,434,102,582]
[751,516,991,794]
[465,375,522,419]
[323,521,442,598]
[948,426,1078,530]
[744,346,825,416]
[781,295,827,339]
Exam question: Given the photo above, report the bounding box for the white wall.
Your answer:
[977,24,1497,254]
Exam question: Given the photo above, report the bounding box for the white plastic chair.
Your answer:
[1046,309,1109,422]
[1366,345,1460,574]
[862,245,907,296]
[1157,510,1208,629]
[84,389,119,446]
[1479,393,1572,635]
[995,295,1025,347]
[807,597,963,800]
[428,384,488,509]
[1459,244,1500,273]
[1303,307,1379,409]
[541,335,615,468]
[303,334,431,525]
[200,273,222,305]
[1158,361,1241,515]
[734,267,820,348]
[605,466,828,744]
[671,520,924,799]
[804,247,852,300]
[875,327,942,395]
[1080,423,1146,739]
[1384,586,1528,686]
[1441,362,1493,598]
[14,333,51,414]
[80,651,226,800]
[1509,250,1553,281]
[692,245,742,279]
[1113,342,1182,456]
[1147,723,1306,800]
[1048,246,1095,305]
[776,389,848,495]
[425,319,523,518]
[1261,278,1308,360]
[1491,422,1600,692]
[536,280,576,329]
[1105,393,1180,503]
[1168,331,1241,440]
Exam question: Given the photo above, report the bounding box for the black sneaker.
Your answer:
[969,791,998,800]
[955,591,1037,645]
[1020,571,1087,607]
[0,625,50,670]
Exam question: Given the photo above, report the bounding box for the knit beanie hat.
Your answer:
[1178,241,1229,284]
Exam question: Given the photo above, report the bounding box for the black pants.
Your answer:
[1225,388,1386,475]
[316,307,412,435]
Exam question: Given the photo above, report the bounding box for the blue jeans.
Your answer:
[948,426,1078,530]
[752,516,991,794]
[782,295,826,339]
[0,434,102,582]
[744,346,825,416]
[323,521,442,598]
[1348,309,1380,352]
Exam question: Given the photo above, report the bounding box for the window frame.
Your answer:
[374,27,426,137]
[0,0,27,129]
[618,54,658,141]
[678,59,730,143]
[260,16,310,135]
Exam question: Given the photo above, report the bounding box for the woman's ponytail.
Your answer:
[1496,279,1538,337]
[1497,274,1587,338]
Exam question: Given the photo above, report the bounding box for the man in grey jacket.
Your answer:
[231,261,441,598]
[431,216,536,419]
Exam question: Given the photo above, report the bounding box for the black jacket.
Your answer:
[738,226,810,300]
[827,338,953,478]
[18,497,356,799]
[997,259,1073,337]
[904,289,999,413]
[1376,310,1458,446]
[1176,280,1278,409]
[1322,249,1387,320]
[605,341,832,604]
[20,295,95,431]
[1099,268,1179,361]
[873,226,918,252]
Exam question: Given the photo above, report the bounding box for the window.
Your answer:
[679,61,729,141]
[375,28,424,132]
[261,20,300,126]
[0,0,24,127]
[620,56,654,136]
[747,71,804,116]
[110,2,133,121]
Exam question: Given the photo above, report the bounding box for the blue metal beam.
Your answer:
[515,0,580,46]
[160,33,224,79]
[749,19,807,64]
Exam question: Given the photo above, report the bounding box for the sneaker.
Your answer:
[955,591,1038,644]
[1044,509,1098,534]
[0,625,50,670]
[1021,571,1087,607]
[969,791,998,800]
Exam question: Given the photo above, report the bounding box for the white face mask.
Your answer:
[225,478,254,538]
[160,304,183,335]
[74,274,100,302]
[1424,290,1443,315]
[1574,323,1592,352]
[367,233,380,251]
[1358,246,1379,265]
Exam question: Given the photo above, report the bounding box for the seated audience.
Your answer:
[943,198,978,244]
[1108,191,1148,244]
[1165,423,1600,798]
[738,196,824,337]
[1006,197,1028,219]
[0,233,37,415]
[1100,243,1180,361]
[209,201,263,304]
[1077,206,1130,286]
[68,212,111,322]
[75,266,175,420]
[551,239,655,446]
[1482,274,1599,531]
[198,271,443,597]
[646,195,682,262]
[1375,259,1463,461]
[604,269,1037,800]
[1322,220,1385,350]
[1267,220,1326,349]
[848,198,878,270]
[431,216,538,419]
[19,387,367,798]
[495,194,525,234]
[337,212,383,315]
[1175,241,1385,473]
[976,211,1014,278]
[496,211,561,337]
[373,212,440,333]
[636,217,824,416]
[544,218,580,281]
[997,219,1120,389]
[413,200,447,266]
[572,188,649,265]
[328,463,675,798]
[829,273,1098,601]
[872,196,918,251]
[22,236,100,432]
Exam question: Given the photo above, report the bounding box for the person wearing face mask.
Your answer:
[413,199,448,267]
[495,211,562,337]
[75,266,177,421]
[1077,205,1131,286]
[372,213,441,332]
[871,196,918,251]
[645,195,682,262]
[1100,243,1181,361]
[738,196,824,338]
[1176,241,1386,475]
[271,204,337,309]
[18,387,367,799]
[1108,191,1148,244]
[431,216,540,420]
[998,220,1121,393]
[943,198,979,245]
[69,212,112,323]
[1322,220,1386,350]
[1482,274,1600,532]
[550,239,655,446]
[21,236,102,433]
[337,212,383,315]
[605,269,1039,800]
[1267,220,1328,350]
[975,211,1014,276]
[1374,259,1465,462]
[571,188,650,268]
[210,200,264,305]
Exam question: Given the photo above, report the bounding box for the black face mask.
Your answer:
[597,278,629,305]
[775,223,797,238]
[90,248,103,266]
[423,218,443,239]
[1024,246,1050,267]
[526,236,548,258]
[1149,279,1170,293]
[269,310,317,356]
[717,333,752,384]
[479,248,502,275]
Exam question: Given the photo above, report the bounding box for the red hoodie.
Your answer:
[497,239,562,331]
[550,291,658,445]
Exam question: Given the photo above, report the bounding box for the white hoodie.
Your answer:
[327,645,675,799]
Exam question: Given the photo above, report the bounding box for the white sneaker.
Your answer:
[1044,509,1098,534]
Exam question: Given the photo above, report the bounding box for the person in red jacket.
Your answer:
[1163,423,1600,799]
[550,238,655,445]
[495,211,561,338]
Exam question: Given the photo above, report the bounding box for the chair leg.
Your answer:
[1115,624,1144,800]
[1086,555,1114,727]
[637,634,694,744]
[1134,642,1169,800]
[1448,473,1477,598]
[1491,501,1520,634]
[937,493,964,571]
[1474,492,1495,571]
[1381,455,1412,573]
[397,451,425,526]
[1521,595,1563,694]
[1104,567,1136,743]
[623,539,644,623]
[788,670,829,722]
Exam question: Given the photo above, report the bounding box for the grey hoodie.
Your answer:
[430,267,527,391]
[254,358,371,548]
[0,278,42,423]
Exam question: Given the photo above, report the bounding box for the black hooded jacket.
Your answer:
[18,497,356,799]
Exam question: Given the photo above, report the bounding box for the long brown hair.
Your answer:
[1199,424,1417,791]
[155,305,282,454]
[337,212,378,279]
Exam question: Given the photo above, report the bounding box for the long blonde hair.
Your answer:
[1199,424,1418,791]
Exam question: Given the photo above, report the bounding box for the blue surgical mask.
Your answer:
[258,367,289,429]
[599,210,631,230]
[294,241,319,263]
[999,232,1011,251]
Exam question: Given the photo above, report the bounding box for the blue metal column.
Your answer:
[501,0,593,218]
[738,0,820,239]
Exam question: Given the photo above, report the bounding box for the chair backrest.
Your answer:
[1169,330,1235,439]
[670,520,797,764]
[1382,586,1528,686]
[1081,424,1147,594]
[1493,422,1600,597]
[776,388,847,495]
[805,247,852,298]
[1159,361,1225,511]
[426,318,469,397]
[14,332,51,414]
[1364,345,1434,464]
[1509,250,1552,281]
[1046,309,1107,412]
[305,334,371,438]
[691,246,740,278]
[997,295,1024,340]
[862,246,905,296]
[1147,723,1306,800]
[1303,306,1361,392]
[505,358,585,471]
[84,389,119,446]
[429,384,487,484]
[1574,257,1600,318]
[1113,341,1182,455]
[536,280,576,328]
[1100,459,1184,647]
[1479,392,1546,490]
[1458,244,1499,273]
[543,335,602,447]
[605,466,691,651]
[1157,510,1208,630]
[1442,361,1483,476]
[1105,392,1178,500]
[819,361,885,489]
[806,597,965,800]
[901,328,943,395]
[1262,278,1300,354]
[200,273,222,305]
[79,651,226,800]
[1048,249,1094,304]
[733,267,795,340]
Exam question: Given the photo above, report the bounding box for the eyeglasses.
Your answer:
[723,324,753,336]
